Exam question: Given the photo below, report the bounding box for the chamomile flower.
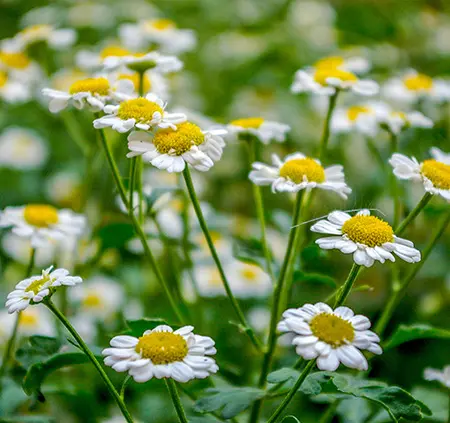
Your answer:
[249,153,351,199]
[389,148,450,201]
[331,103,384,136]
[93,93,185,133]
[75,45,133,71]
[0,71,31,103]
[0,50,42,82]
[0,204,86,248]
[291,56,378,96]
[17,307,54,337]
[102,325,218,383]
[424,365,450,388]
[379,110,433,135]
[0,127,48,170]
[110,70,168,99]
[311,209,421,267]
[42,76,134,113]
[6,266,82,313]
[102,51,183,74]
[383,70,438,103]
[127,121,226,173]
[277,302,382,371]
[227,117,290,144]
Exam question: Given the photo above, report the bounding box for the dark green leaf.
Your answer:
[125,318,174,337]
[194,387,265,419]
[0,416,54,423]
[267,368,301,384]
[411,387,448,422]
[292,270,337,287]
[233,237,268,269]
[16,336,62,368]
[383,324,450,350]
[97,222,135,250]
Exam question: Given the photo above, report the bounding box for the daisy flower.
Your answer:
[0,204,86,248]
[42,76,134,113]
[310,209,421,267]
[424,365,450,388]
[0,50,42,83]
[75,45,133,71]
[331,104,381,137]
[93,93,186,133]
[0,71,31,103]
[378,110,433,135]
[277,302,382,371]
[227,117,290,144]
[110,70,168,99]
[249,152,352,199]
[6,266,82,313]
[389,148,450,201]
[102,325,218,383]
[127,121,226,173]
[102,51,183,74]
[17,307,54,337]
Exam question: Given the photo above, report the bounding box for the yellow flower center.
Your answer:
[69,77,110,95]
[118,73,151,93]
[342,215,393,247]
[207,269,222,287]
[241,267,259,283]
[24,273,51,295]
[0,52,31,69]
[117,97,164,123]
[390,111,407,120]
[403,73,433,91]
[314,56,345,70]
[0,71,7,88]
[347,106,372,122]
[100,46,130,59]
[279,158,326,184]
[310,312,355,347]
[23,204,59,228]
[147,19,176,31]
[83,294,103,308]
[230,117,265,129]
[19,311,38,327]
[314,68,358,86]
[421,159,450,190]
[21,24,52,40]
[152,122,205,155]
[135,331,188,364]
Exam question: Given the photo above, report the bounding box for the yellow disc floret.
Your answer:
[0,52,30,69]
[230,117,265,129]
[148,19,176,31]
[279,158,326,184]
[23,204,59,228]
[135,331,188,364]
[0,71,7,87]
[347,106,371,122]
[403,73,433,91]
[19,311,38,327]
[241,266,259,284]
[314,56,345,70]
[118,73,151,93]
[310,312,355,348]
[117,97,163,123]
[69,77,110,95]
[100,46,130,59]
[314,68,358,86]
[421,159,450,190]
[83,294,103,308]
[342,215,393,247]
[24,273,51,295]
[153,122,205,155]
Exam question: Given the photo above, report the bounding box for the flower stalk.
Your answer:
[165,379,189,423]
[317,90,339,161]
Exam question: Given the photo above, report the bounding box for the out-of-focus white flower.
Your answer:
[50,68,88,92]
[0,310,15,345]
[0,71,31,103]
[17,306,54,337]
[278,302,382,371]
[249,152,351,199]
[379,110,433,135]
[67,2,115,29]
[247,307,271,333]
[227,117,290,144]
[0,204,86,248]
[6,267,82,313]
[424,366,450,388]
[0,50,42,83]
[103,325,218,383]
[0,127,48,170]
[311,209,421,267]
[389,148,450,201]
[109,70,169,99]
[75,45,132,71]
[127,121,226,173]
[119,19,196,54]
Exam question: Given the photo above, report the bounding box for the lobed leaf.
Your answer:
[383,324,450,350]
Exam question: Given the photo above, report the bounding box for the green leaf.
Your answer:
[292,270,336,287]
[411,386,448,422]
[97,222,135,250]
[0,416,54,423]
[0,378,28,416]
[194,387,265,419]
[187,415,221,423]
[16,336,62,368]
[125,318,174,337]
[232,237,268,269]
[267,368,301,384]
[383,324,450,350]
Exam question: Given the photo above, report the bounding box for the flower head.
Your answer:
[0,71,31,103]
[127,121,226,172]
[227,117,290,144]
[6,267,82,313]
[424,365,450,388]
[278,302,382,371]
[249,153,351,199]
[102,325,218,383]
[389,148,450,201]
[102,51,183,74]
[311,209,421,267]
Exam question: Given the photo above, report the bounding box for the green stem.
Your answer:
[266,360,316,423]
[333,264,362,307]
[120,375,132,400]
[366,137,385,170]
[390,133,402,228]
[45,300,134,422]
[375,208,450,336]
[182,166,262,352]
[395,192,432,236]
[317,90,339,161]
[129,157,138,216]
[97,125,185,324]
[137,71,145,224]
[165,379,189,423]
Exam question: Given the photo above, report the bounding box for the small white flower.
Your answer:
[0,71,31,103]
[6,266,82,313]
[102,325,218,383]
[389,148,450,201]
[0,127,48,170]
[16,307,54,337]
[93,93,186,133]
[379,110,433,135]
[424,365,450,388]
[0,50,42,83]
[127,121,226,173]
[75,45,132,71]
[311,209,421,267]
[109,70,169,100]
[42,76,134,113]
[277,302,382,371]
[249,153,352,199]
[227,117,290,144]
[103,51,183,74]
[0,204,86,248]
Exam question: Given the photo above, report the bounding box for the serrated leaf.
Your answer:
[292,270,336,287]
[16,336,62,368]
[194,387,265,419]
[383,324,450,350]
[125,318,175,337]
